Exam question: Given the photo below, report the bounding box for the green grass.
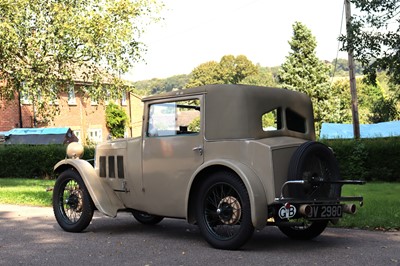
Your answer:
[0,178,55,207]
[0,179,399,231]
[336,182,400,230]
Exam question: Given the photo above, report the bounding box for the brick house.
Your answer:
[0,84,144,144]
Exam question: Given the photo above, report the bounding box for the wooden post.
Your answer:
[345,0,360,139]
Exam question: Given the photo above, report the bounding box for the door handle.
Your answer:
[192,146,203,155]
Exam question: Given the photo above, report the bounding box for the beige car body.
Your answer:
[54,84,319,229]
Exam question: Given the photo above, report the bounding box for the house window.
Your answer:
[104,87,110,105]
[20,82,31,104]
[91,97,98,106]
[68,86,76,105]
[121,91,127,106]
[73,130,81,143]
[88,128,102,143]
[20,91,31,105]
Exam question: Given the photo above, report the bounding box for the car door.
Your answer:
[142,96,203,217]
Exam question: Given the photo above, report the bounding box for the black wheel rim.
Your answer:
[203,182,243,240]
[57,178,83,224]
[299,154,335,198]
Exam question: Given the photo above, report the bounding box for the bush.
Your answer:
[0,144,95,179]
[106,102,129,138]
[322,137,400,182]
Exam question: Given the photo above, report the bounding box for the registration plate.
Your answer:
[306,204,343,219]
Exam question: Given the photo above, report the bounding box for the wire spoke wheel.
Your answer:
[196,171,254,250]
[205,185,242,239]
[53,169,94,232]
[59,179,84,223]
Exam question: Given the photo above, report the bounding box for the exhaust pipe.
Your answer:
[343,204,357,214]
[299,204,312,216]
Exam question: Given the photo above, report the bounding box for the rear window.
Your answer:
[262,108,281,131]
[286,108,306,133]
[262,108,306,133]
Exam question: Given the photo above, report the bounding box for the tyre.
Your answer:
[278,141,340,240]
[53,169,94,232]
[132,210,164,225]
[279,220,329,240]
[287,141,341,199]
[195,171,254,250]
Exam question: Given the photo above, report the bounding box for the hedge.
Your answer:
[0,144,95,179]
[322,137,400,182]
[0,138,399,181]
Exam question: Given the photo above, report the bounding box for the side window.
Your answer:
[286,108,306,133]
[68,85,76,105]
[147,99,200,137]
[262,108,281,131]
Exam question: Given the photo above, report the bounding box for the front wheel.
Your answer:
[195,171,254,250]
[53,169,94,232]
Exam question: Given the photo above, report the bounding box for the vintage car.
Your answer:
[52,84,364,250]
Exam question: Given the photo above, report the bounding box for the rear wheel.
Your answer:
[279,220,329,240]
[195,171,254,250]
[53,169,94,232]
[132,210,164,225]
[278,141,340,240]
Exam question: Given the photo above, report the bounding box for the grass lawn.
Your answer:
[336,182,400,230]
[0,178,55,207]
[0,178,399,230]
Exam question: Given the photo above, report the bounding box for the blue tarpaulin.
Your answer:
[4,127,72,136]
[1,127,78,144]
[320,121,400,139]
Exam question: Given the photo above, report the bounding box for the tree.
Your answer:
[339,0,400,86]
[106,102,129,138]
[278,22,334,133]
[241,65,277,87]
[0,0,162,119]
[134,74,190,95]
[330,77,385,124]
[331,58,363,77]
[369,97,399,123]
[186,55,257,88]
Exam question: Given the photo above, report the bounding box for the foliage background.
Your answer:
[1,138,399,182]
[322,137,400,182]
[105,102,129,138]
[0,145,94,178]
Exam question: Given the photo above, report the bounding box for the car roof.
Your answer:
[143,84,315,140]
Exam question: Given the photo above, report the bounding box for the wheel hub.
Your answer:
[65,190,83,212]
[216,196,241,225]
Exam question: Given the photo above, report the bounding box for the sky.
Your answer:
[127,0,349,81]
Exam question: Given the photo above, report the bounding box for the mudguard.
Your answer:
[188,160,268,229]
[54,159,125,217]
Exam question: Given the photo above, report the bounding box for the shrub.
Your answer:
[0,144,95,179]
[322,137,400,182]
[106,102,129,138]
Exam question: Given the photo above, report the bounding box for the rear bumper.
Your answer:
[275,179,365,204]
